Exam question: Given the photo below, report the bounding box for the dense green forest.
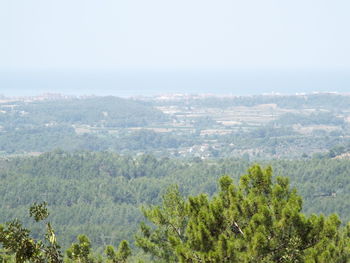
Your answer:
[1,162,350,262]
[1,151,350,251]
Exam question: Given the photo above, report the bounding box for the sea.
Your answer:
[0,70,349,97]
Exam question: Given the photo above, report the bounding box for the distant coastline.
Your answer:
[1,70,349,97]
[1,91,349,104]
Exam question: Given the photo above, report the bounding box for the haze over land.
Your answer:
[2,1,350,97]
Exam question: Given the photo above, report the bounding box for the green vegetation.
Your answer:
[0,202,131,262]
[0,97,167,128]
[1,93,350,261]
[1,93,350,158]
[0,96,174,154]
[137,166,350,262]
[1,165,349,262]
[154,93,350,110]
[1,151,350,251]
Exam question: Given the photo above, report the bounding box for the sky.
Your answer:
[0,1,350,95]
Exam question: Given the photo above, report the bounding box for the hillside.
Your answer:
[0,93,349,158]
[1,151,350,249]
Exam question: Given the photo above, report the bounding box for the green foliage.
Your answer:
[30,202,50,222]
[0,202,63,263]
[105,241,131,263]
[136,186,186,262]
[0,97,167,128]
[0,96,173,154]
[1,151,350,250]
[1,160,350,262]
[66,235,93,263]
[274,111,344,126]
[0,204,131,263]
[65,237,132,263]
[0,202,131,263]
[137,165,350,262]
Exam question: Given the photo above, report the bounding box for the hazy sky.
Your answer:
[1,0,350,71]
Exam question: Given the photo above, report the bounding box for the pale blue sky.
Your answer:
[1,0,350,71]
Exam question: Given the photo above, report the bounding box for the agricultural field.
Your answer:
[0,93,350,159]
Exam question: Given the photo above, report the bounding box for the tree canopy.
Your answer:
[1,164,350,262]
[136,165,350,262]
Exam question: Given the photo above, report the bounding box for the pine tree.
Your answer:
[105,240,131,263]
[136,185,187,262]
[136,165,350,262]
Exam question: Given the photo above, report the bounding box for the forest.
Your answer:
[1,151,350,261]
